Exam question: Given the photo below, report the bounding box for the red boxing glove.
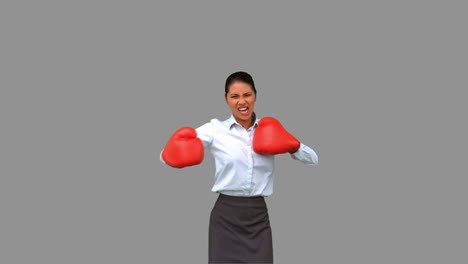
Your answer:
[253,117,300,155]
[161,127,204,168]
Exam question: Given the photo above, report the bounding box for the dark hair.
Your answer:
[225,71,257,96]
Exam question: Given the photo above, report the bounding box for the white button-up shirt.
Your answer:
[161,115,318,197]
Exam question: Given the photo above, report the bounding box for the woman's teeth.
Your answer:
[239,107,248,112]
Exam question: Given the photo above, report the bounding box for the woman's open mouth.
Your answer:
[238,107,250,115]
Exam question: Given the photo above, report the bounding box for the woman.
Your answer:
[160,71,318,263]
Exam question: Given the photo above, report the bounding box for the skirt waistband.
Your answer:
[216,193,266,208]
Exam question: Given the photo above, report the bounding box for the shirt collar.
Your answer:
[224,113,259,130]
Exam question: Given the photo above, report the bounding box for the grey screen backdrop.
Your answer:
[1,1,467,263]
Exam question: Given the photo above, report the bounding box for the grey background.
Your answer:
[1,1,467,263]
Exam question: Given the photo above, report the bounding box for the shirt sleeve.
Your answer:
[195,121,214,148]
[159,150,166,164]
[159,121,214,165]
[289,142,318,165]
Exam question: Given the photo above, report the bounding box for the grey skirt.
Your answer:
[209,193,273,264]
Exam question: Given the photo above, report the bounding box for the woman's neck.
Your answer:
[235,113,256,130]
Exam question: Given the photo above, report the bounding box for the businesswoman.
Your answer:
[160,71,318,263]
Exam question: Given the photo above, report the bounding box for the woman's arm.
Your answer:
[195,121,214,148]
[289,142,318,165]
[252,117,317,165]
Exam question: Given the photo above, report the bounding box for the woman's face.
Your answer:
[225,81,256,125]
